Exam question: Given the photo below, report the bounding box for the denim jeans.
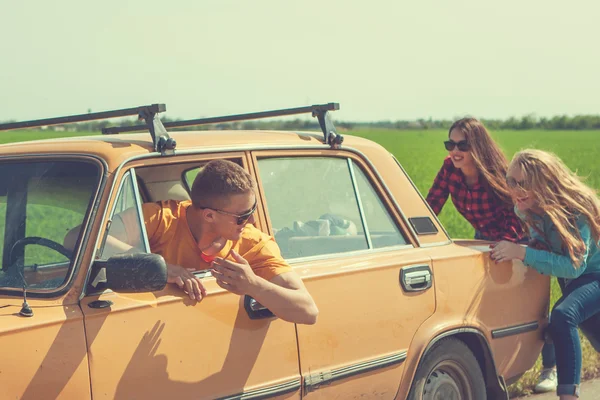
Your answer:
[542,278,562,369]
[548,273,600,397]
[542,342,556,368]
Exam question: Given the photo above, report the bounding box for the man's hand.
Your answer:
[212,250,318,324]
[490,240,527,263]
[167,264,206,301]
[210,250,259,296]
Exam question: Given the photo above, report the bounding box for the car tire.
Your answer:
[408,337,487,400]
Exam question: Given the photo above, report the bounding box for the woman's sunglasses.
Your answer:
[202,201,258,225]
[444,140,470,152]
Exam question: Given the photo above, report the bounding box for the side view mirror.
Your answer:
[91,253,167,293]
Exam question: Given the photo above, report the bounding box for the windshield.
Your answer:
[0,159,100,291]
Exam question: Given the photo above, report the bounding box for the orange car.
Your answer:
[0,103,549,400]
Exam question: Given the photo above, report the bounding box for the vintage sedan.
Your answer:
[0,103,549,399]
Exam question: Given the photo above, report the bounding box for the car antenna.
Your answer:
[19,284,33,318]
[15,264,33,317]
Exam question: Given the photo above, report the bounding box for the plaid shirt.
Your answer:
[426,157,524,242]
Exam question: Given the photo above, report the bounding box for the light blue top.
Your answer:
[516,207,600,279]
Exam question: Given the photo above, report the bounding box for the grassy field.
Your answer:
[2,128,600,396]
[0,130,98,143]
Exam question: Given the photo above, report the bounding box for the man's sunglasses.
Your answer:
[506,176,526,190]
[202,201,257,225]
[444,140,470,152]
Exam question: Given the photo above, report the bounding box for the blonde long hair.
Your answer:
[450,118,512,206]
[510,149,600,266]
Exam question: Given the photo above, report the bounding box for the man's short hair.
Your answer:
[191,160,256,208]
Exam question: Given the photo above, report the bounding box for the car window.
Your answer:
[352,161,407,248]
[258,156,406,259]
[0,160,100,290]
[99,170,148,260]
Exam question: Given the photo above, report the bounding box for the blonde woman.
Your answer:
[426,117,525,242]
[491,149,600,400]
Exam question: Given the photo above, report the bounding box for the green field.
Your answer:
[0,130,98,143]
[2,128,600,396]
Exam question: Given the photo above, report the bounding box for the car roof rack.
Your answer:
[0,102,343,154]
[0,104,174,154]
[102,102,344,149]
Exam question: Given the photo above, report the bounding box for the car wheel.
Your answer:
[408,337,487,400]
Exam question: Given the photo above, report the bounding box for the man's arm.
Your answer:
[252,272,318,325]
[211,250,318,325]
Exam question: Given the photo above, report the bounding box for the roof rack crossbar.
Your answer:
[0,104,166,132]
[101,102,343,148]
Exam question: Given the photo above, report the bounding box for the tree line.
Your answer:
[5,113,600,132]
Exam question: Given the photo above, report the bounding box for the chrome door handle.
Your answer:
[400,265,433,292]
[244,295,275,319]
[248,297,267,311]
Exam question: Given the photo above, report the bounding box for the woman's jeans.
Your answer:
[542,342,556,368]
[549,273,600,397]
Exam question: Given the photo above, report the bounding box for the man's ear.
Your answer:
[202,208,216,222]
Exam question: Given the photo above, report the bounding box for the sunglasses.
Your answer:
[506,176,526,190]
[444,140,470,152]
[202,201,257,225]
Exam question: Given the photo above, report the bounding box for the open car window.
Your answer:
[0,159,100,291]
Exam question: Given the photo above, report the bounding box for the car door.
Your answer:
[254,151,435,399]
[80,157,302,400]
[0,157,103,399]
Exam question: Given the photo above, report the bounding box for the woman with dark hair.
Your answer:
[426,117,525,242]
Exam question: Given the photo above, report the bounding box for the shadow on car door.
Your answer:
[81,281,302,400]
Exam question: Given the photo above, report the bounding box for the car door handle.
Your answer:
[244,295,275,319]
[400,265,433,292]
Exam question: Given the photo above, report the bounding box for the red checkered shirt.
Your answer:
[426,157,524,242]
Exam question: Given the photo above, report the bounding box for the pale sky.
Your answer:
[2,0,599,122]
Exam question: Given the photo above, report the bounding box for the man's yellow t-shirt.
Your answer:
[142,200,292,281]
